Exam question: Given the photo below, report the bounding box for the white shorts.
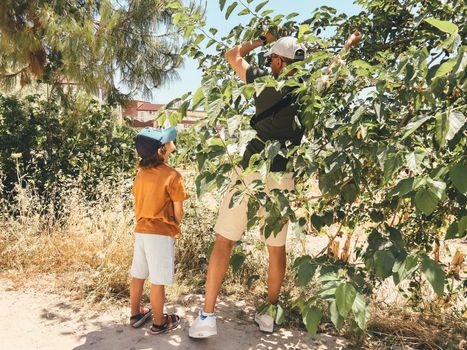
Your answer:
[130,233,175,285]
[214,169,294,247]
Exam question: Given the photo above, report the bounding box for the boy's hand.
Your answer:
[345,31,362,49]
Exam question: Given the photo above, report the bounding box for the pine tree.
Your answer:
[0,0,200,103]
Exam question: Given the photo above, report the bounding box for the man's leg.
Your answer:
[263,172,293,304]
[266,245,286,304]
[204,234,236,313]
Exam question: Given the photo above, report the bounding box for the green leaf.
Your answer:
[193,33,205,46]
[297,260,317,287]
[298,24,310,39]
[374,250,395,279]
[242,85,255,99]
[341,183,358,203]
[426,178,446,200]
[229,190,245,208]
[424,18,458,34]
[351,105,366,124]
[286,12,299,19]
[227,114,241,135]
[255,1,268,12]
[261,9,273,16]
[229,252,246,273]
[256,302,272,316]
[460,216,467,235]
[383,154,403,182]
[406,149,426,172]
[329,301,344,329]
[450,163,467,195]
[414,188,439,215]
[238,8,249,15]
[352,59,374,71]
[421,255,445,296]
[184,25,195,39]
[390,177,414,197]
[433,58,457,79]
[166,1,181,10]
[435,111,465,146]
[254,82,266,96]
[219,0,227,11]
[275,304,285,325]
[207,98,224,121]
[303,306,322,336]
[351,293,369,330]
[393,255,418,285]
[172,12,183,25]
[445,217,467,240]
[225,2,238,19]
[265,141,281,160]
[192,87,204,109]
[335,282,357,317]
[401,115,432,139]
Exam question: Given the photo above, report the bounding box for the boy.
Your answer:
[129,126,187,335]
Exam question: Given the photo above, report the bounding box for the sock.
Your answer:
[201,311,215,320]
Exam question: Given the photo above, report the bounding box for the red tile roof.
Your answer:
[132,119,156,128]
[137,102,164,111]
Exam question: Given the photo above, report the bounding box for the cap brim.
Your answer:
[160,126,177,144]
[264,50,272,57]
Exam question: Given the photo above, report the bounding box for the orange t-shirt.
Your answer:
[132,164,187,238]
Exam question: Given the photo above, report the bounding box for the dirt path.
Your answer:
[1,279,349,350]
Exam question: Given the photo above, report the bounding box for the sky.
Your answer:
[142,0,363,104]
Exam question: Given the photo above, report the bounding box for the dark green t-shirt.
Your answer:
[242,65,304,172]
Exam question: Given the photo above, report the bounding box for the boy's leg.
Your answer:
[130,278,146,316]
[150,284,165,325]
[129,233,150,317]
[143,234,175,325]
[266,245,286,304]
[203,234,236,313]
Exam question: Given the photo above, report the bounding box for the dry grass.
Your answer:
[0,171,272,304]
[365,308,466,350]
[0,177,135,301]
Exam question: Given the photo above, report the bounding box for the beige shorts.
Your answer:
[214,169,294,247]
[130,233,175,285]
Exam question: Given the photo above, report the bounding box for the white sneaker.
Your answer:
[188,311,217,338]
[254,312,274,333]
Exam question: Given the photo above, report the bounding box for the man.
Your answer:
[189,30,362,338]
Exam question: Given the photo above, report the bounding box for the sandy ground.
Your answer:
[0,279,349,350]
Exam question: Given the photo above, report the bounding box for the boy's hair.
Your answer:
[139,145,167,169]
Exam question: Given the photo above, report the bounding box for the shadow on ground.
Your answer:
[73,295,348,350]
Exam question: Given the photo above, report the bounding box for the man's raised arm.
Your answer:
[225,32,276,83]
[325,31,362,73]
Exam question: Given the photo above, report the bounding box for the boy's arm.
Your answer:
[173,201,183,225]
[225,32,276,83]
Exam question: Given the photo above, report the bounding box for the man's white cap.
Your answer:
[264,36,306,60]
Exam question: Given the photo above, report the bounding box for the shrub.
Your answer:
[0,94,136,203]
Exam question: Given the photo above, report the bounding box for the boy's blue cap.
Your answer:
[135,126,177,159]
